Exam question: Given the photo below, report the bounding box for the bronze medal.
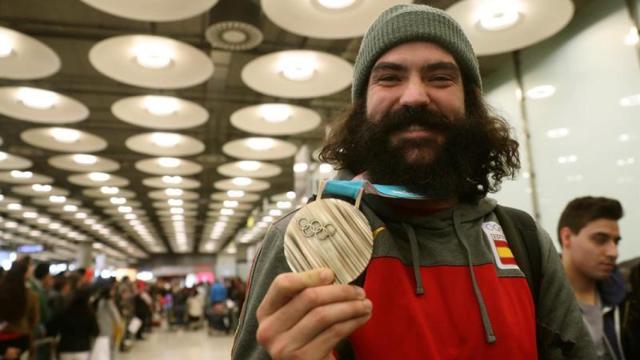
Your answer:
[284,183,373,284]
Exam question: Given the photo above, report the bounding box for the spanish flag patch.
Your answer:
[481,222,520,270]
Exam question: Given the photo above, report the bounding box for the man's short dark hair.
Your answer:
[34,262,51,280]
[556,196,623,246]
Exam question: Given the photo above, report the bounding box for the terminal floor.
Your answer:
[119,328,234,359]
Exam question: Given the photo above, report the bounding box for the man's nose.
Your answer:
[398,76,431,108]
[604,240,618,260]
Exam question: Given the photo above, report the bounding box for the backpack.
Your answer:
[494,205,542,306]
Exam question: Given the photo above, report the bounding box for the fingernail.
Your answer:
[354,286,365,298]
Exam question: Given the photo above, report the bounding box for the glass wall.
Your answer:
[486,0,640,260]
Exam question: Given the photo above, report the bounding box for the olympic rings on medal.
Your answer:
[298,218,336,240]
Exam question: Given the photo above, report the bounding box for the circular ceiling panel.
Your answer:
[142,176,201,189]
[209,202,253,211]
[217,160,281,178]
[222,137,297,160]
[241,50,352,98]
[0,151,32,170]
[135,157,202,176]
[112,95,208,130]
[0,87,89,124]
[83,188,136,199]
[446,0,574,56]
[0,171,53,185]
[125,132,205,157]
[0,27,61,79]
[213,178,270,192]
[230,103,321,136]
[68,173,129,187]
[81,0,219,22]
[261,0,412,39]
[21,127,108,153]
[89,35,214,89]
[148,189,199,201]
[11,185,69,197]
[48,154,120,173]
[210,191,261,203]
[152,201,198,210]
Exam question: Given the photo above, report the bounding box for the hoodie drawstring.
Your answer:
[402,223,424,295]
[452,209,497,344]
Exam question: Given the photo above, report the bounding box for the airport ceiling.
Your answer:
[0,0,591,263]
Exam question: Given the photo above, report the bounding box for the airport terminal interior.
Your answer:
[0,0,639,358]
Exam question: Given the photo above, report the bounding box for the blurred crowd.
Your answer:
[0,257,246,360]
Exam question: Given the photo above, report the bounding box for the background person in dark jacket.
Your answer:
[48,288,99,360]
[621,263,640,359]
[558,196,627,360]
[0,258,39,360]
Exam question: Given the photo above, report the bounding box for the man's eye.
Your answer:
[431,76,452,82]
[377,75,399,82]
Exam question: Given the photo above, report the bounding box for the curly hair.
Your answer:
[319,87,521,202]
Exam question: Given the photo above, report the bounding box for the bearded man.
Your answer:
[232,4,595,360]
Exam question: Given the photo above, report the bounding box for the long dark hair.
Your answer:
[319,87,520,202]
[0,259,29,322]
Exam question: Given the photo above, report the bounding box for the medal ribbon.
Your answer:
[323,180,430,200]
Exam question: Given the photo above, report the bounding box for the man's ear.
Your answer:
[559,227,574,250]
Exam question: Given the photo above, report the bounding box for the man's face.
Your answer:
[563,219,620,281]
[365,41,465,164]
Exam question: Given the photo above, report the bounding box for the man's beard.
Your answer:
[348,106,491,199]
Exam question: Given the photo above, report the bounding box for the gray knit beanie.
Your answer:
[351,4,481,102]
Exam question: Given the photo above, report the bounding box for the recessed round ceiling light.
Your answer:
[110,197,127,205]
[476,2,521,31]
[10,170,32,179]
[293,162,308,173]
[221,29,248,44]
[72,154,98,165]
[220,208,234,216]
[316,0,356,10]
[162,175,183,184]
[0,34,13,58]
[237,161,261,171]
[223,200,238,208]
[259,104,291,123]
[269,209,282,216]
[50,127,81,143]
[619,94,640,107]
[526,85,556,99]
[227,190,244,198]
[151,132,181,147]
[231,177,252,186]
[32,184,52,192]
[168,199,183,206]
[17,87,58,110]
[318,163,333,173]
[0,152,7,161]
[157,157,181,168]
[118,206,132,213]
[165,188,183,196]
[134,43,173,69]
[277,201,292,209]
[143,96,179,116]
[278,55,316,81]
[49,195,66,203]
[286,191,296,199]
[100,186,119,195]
[624,27,639,46]
[246,137,275,151]
[89,172,110,182]
[63,204,78,212]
